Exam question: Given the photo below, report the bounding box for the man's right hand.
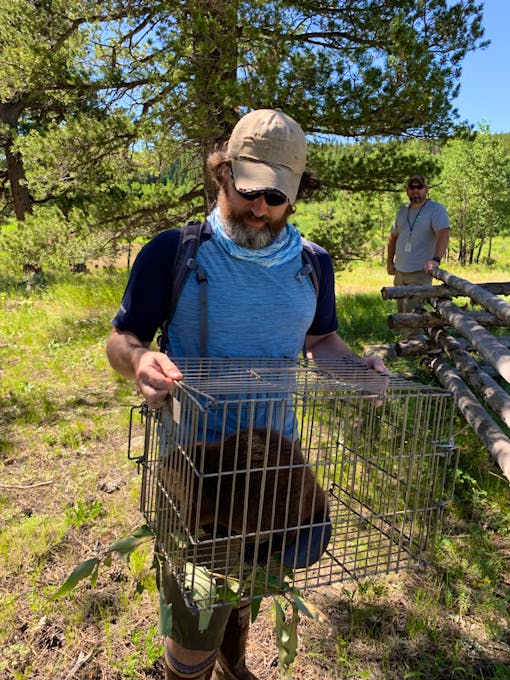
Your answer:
[106,329,183,409]
[133,349,183,409]
[387,262,396,275]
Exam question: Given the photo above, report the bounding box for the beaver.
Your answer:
[157,428,329,559]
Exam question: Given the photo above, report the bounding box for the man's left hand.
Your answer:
[362,354,391,374]
[424,259,440,273]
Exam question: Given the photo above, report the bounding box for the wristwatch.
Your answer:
[432,256,441,264]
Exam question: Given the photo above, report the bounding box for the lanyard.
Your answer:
[406,200,427,236]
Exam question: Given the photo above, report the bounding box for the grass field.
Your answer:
[0,261,509,680]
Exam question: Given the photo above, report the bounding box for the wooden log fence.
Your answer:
[432,268,510,324]
[430,327,510,429]
[387,309,508,331]
[382,268,510,482]
[382,281,510,301]
[432,298,510,382]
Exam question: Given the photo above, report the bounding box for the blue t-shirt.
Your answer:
[113,220,339,440]
[112,221,338,353]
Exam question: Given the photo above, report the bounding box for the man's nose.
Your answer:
[249,196,269,215]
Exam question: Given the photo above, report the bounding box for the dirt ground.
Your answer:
[1,381,510,680]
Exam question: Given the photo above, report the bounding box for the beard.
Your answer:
[217,190,291,249]
[409,194,423,204]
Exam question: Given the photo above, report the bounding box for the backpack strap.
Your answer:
[297,237,321,297]
[297,237,322,358]
[159,220,208,353]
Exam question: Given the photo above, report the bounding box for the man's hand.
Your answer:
[387,261,396,276]
[362,354,390,374]
[134,350,183,409]
[361,354,393,406]
[424,259,440,273]
[106,329,183,409]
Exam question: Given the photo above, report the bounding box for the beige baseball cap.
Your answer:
[227,109,307,204]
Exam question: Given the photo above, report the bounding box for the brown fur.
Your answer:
[159,428,327,541]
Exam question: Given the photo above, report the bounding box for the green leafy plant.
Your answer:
[50,524,326,675]
[65,498,104,528]
[273,586,327,674]
[49,524,154,600]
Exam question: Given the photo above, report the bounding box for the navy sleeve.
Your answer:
[112,229,181,343]
[306,243,339,336]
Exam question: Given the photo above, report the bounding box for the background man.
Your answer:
[387,174,450,317]
[107,108,386,680]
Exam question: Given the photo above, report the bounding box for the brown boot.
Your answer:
[216,604,258,680]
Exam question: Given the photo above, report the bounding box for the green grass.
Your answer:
[0,263,509,679]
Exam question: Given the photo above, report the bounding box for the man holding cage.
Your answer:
[107,109,386,680]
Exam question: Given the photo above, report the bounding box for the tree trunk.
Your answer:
[475,237,484,264]
[0,101,33,220]
[187,0,239,214]
[4,144,32,219]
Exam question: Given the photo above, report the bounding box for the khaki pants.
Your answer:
[394,269,433,314]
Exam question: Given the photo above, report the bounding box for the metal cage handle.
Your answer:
[127,402,150,462]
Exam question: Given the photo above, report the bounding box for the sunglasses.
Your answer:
[233,185,288,206]
[408,184,425,190]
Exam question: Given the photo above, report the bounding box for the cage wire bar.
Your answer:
[128,357,457,611]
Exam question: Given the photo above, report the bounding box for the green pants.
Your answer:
[156,549,234,651]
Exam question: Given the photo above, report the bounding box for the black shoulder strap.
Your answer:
[299,237,322,358]
[159,220,207,352]
[169,219,204,313]
[299,237,321,297]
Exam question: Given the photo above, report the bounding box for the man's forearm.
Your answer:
[306,331,359,362]
[106,329,149,380]
[433,228,450,259]
[106,329,183,408]
[387,233,397,273]
[306,332,387,373]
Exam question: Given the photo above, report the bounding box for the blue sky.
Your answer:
[453,1,510,133]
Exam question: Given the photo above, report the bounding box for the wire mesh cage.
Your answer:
[128,357,457,611]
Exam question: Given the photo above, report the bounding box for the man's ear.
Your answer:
[219,162,232,185]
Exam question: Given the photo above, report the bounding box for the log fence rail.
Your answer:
[382,268,510,482]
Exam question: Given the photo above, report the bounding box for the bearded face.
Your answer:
[406,183,428,206]
[217,183,293,249]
